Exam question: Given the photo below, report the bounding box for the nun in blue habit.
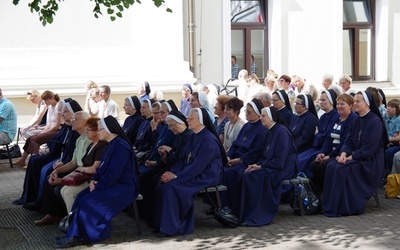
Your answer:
[323,91,388,217]
[56,116,139,248]
[221,98,269,209]
[297,89,339,175]
[217,107,297,227]
[134,99,155,153]
[139,99,177,175]
[153,108,226,236]
[289,93,319,154]
[122,96,144,145]
[272,89,294,126]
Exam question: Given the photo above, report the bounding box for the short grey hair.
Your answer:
[322,74,334,83]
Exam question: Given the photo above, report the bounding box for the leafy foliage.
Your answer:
[12,0,172,26]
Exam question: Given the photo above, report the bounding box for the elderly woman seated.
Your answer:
[152,108,226,237]
[215,107,297,227]
[297,89,340,175]
[289,94,319,154]
[310,94,357,201]
[323,91,388,217]
[55,116,139,248]
[218,98,268,212]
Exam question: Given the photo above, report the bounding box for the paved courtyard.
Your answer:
[1,158,400,250]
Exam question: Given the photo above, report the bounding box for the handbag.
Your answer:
[59,210,76,233]
[0,144,22,159]
[61,170,92,186]
[136,150,152,165]
[385,174,400,198]
[290,172,320,215]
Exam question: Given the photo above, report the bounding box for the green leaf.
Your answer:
[12,0,20,6]
[42,20,47,26]
[110,16,116,21]
[117,5,123,11]
[166,8,172,13]
[107,8,114,14]
[94,13,99,18]
[104,1,110,7]
[116,12,122,18]
[46,16,54,24]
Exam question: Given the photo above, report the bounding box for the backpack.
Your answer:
[290,172,320,215]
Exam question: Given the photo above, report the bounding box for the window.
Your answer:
[343,0,374,80]
[231,0,268,79]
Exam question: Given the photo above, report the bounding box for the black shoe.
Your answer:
[155,232,171,238]
[22,202,40,212]
[55,237,82,248]
[239,222,249,227]
[12,198,24,205]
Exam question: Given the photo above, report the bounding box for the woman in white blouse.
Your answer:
[223,97,246,151]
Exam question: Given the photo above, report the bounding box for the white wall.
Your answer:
[0,0,195,98]
[191,0,230,87]
[269,0,342,88]
[388,0,400,85]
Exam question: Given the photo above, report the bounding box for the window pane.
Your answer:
[231,30,244,78]
[231,0,264,23]
[343,30,353,76]
[343,1,370,22]
[250,30,264,78]
[358,29,371,76]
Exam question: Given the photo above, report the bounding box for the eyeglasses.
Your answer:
[160,111,168,115]
[26,92,32,95]
[153,111,160,115]
[71,118,78,122]
[294,102,304,106]
[167,123,178,129]
[186,116,195,120]
[244,109,255,115]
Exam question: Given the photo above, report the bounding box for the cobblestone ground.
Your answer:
[1,159,400,250]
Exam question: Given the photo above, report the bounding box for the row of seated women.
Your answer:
[14,89,387,247]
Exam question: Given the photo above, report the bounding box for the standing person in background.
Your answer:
[339,74,356,96]
[87,88,102,118]
[231,56,239,79]
[250,55,258,75]
[180,83,192,117]
[138,82,151,103]
[99,85,119,120]
[84,80,98,113]
[0,88,17,144]
[20,90,48,139]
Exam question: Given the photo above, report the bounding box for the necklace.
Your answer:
[225,117,239,140]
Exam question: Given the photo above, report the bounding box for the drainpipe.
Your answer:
[188,0,196,74]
